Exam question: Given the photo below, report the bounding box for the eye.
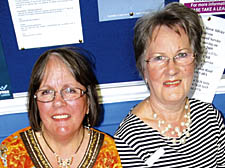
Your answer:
[152,55,167,62]
[64,87,77,94]
[176,52,188,59]
[40,89,53,95]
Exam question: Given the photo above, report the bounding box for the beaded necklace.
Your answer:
[148,98,191,144]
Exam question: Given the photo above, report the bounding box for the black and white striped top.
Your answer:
[114,98,225,167]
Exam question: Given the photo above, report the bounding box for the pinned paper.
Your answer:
[189,15,225,103]
[8,0,83,49]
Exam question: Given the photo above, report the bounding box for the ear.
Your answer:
[86,98,89,115]
[86,109,89,115]
[143,69,149,84]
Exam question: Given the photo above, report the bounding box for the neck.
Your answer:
[148,97,188,122]
[42,126,85,158]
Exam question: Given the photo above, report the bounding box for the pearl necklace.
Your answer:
[149,99,191,144]
[42,128,85,168]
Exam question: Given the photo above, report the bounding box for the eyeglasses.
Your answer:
[145,52,195,68]
[34,87,87,103]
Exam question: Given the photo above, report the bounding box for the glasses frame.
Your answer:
[34,87,87,103]
[144,52,195,68]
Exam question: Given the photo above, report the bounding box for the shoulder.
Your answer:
[189,98,219,116]
[1,126,31,146]
[114,110,144,138]
[189,98,221,117]
[91,128,115,146]
[189,98,213,108]
[189,98,224,128]
[0,127,32,167]
[91,128,122,167]
[114,111,149,152]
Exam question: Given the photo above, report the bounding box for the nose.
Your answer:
[166,58,179,76]
[52,92,66,107]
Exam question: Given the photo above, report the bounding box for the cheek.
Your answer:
[182,66,195,90]
[183,65,195,79]
[145,67,163,82]
[67,98,88,115]
[37,102,51,118]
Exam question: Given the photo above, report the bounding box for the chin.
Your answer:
[55,126,72,135]
[163,94,185,103]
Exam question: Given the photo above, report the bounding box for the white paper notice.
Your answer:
[8,0,83,50]
[189,15,225,103]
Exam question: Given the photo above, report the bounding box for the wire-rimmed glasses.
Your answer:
[34,87,87,103]
[145,51,195,68]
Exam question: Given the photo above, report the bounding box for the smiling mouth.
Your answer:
[52,114,70,119]
[163,80,181,86]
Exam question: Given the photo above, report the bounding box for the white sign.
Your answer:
[8,0,83,50]
[189,15,225,103]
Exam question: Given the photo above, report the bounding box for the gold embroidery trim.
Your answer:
[21,128,104,168]
[21,129,52,168]
[78,129,104,168]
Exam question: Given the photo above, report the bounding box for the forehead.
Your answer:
[40,55,75,84]
[151,25,187,42]
[146,25,190,52]
[45,55,70,73]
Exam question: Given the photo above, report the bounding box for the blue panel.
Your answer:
[0,112,29,142]
[0,101,140,142]
[95,100,141,136]
[0,95,224,143]
[212,94,225,119]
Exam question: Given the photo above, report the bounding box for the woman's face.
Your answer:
[144,25,195,105]
[37,55,88,138]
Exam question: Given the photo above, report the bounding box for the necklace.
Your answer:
[149,98,191,144]
[42,128,85,168]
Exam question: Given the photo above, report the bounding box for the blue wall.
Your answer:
[1,94,225,143]
[0,100,141,142]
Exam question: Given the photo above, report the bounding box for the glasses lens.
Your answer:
[175,52,194,65]
[145,55,168,68]
[62,87,85,101]
[36,89,54,102]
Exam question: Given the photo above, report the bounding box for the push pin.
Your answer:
[129,12,134,16]
[79,39,83,43]
[208,17,211,21]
